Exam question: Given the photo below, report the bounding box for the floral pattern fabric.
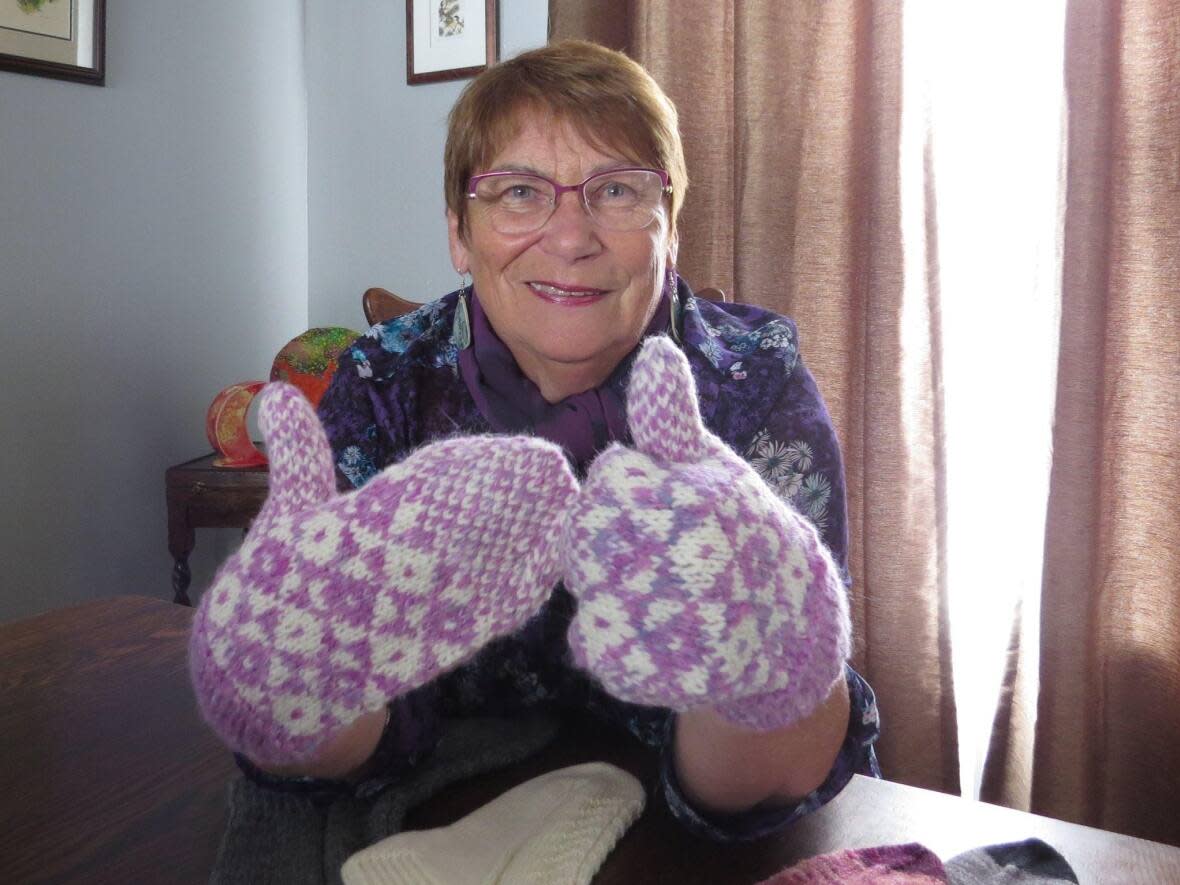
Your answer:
[259,280,880,841]
[746,431,832,532]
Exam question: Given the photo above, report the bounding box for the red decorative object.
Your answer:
[205,381,267,468]
[269,327,360,409]
[201,328,357,470]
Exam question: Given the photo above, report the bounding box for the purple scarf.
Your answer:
[458,286,672,470]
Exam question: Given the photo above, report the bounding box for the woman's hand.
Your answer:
[260,707,390,781]
[563,337,851,731]
[190,383,578,769]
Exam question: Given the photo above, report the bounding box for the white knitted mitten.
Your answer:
[341,763,645,885]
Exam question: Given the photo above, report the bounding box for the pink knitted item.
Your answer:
[563,336,850,730]
[190,383,579,766]
[757,844,948,884]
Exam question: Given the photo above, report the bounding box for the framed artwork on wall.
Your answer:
[0,0,105,85]
[407,0,497,86]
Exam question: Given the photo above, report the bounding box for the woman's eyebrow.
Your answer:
[487,163,543,175]
[484,161,640,178]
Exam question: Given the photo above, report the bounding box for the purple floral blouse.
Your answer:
[240,281,880,842]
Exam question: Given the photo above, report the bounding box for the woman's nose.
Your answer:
[539,189,603,258]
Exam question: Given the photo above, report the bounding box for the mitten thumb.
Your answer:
[256,382,337,520]
[626,336,716,463]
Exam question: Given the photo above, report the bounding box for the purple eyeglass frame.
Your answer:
[466,167,673,204]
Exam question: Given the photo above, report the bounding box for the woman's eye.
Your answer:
[492,181,545,204]
[592,180,639,204]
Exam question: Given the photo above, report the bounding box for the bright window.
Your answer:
[909,0,1067,800]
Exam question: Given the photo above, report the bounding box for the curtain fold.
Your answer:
[1017,0,1180,846]
[551,0,959,794]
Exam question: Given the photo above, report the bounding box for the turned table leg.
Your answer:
[171,557,193,607]
[165,454,269,608]
[167,502,196,607]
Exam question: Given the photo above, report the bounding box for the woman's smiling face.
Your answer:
[448,109,676,403]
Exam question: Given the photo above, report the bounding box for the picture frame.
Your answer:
[407,0,497,86]
[0,0,105,85]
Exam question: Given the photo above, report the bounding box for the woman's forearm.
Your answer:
[672,675,850,814]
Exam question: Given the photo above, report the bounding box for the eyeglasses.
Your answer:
[466,167,672,234]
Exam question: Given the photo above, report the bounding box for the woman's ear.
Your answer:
[447,209,470,275]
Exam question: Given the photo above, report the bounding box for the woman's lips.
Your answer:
[526,281,610,306]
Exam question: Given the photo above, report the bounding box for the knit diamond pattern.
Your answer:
[563,337,850,730]
[190,383,579,766]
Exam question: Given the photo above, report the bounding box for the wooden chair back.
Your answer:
[363,287,420,326]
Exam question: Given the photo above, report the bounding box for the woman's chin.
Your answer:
[533,345,615,372]
[516,340,630,396]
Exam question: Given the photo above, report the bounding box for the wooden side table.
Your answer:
[165,453,269,605]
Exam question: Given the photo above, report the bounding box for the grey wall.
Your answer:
[0,0,547,621]
[307,0,548,326]
[0,2,309,620]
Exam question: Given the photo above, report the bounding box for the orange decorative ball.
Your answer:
[269,327,361,409]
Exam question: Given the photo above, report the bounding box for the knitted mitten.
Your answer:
[340,762,645,885]
[757,844,948,884]
[190,383,579,766]
[563,337,850,730]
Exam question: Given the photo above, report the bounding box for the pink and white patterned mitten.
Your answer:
[190,383,579,767]
[563,337,850,731]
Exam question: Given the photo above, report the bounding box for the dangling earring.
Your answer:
[452,271,472,350]
[667,265,685,345]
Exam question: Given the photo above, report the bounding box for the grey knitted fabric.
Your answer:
[210,714,561,885]
[945,839,1078,885]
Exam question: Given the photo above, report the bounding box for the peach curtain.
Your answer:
[984,0,1180,846]
[551,0,959,794]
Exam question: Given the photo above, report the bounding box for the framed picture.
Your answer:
[407,0,497,86]
[0,0,105,85]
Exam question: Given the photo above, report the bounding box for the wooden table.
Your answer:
[3,596,1179,885]
[165,453,268,605]
[0,596,237,884]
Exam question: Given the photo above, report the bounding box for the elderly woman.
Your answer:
[190,39,879,846]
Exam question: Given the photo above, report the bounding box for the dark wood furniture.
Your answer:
[363,286,422,326]
[3,596,1180,885]
[0,596,237,885]
[165,453,268,605]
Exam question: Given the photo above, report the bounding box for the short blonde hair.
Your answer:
[444,39,687,238]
